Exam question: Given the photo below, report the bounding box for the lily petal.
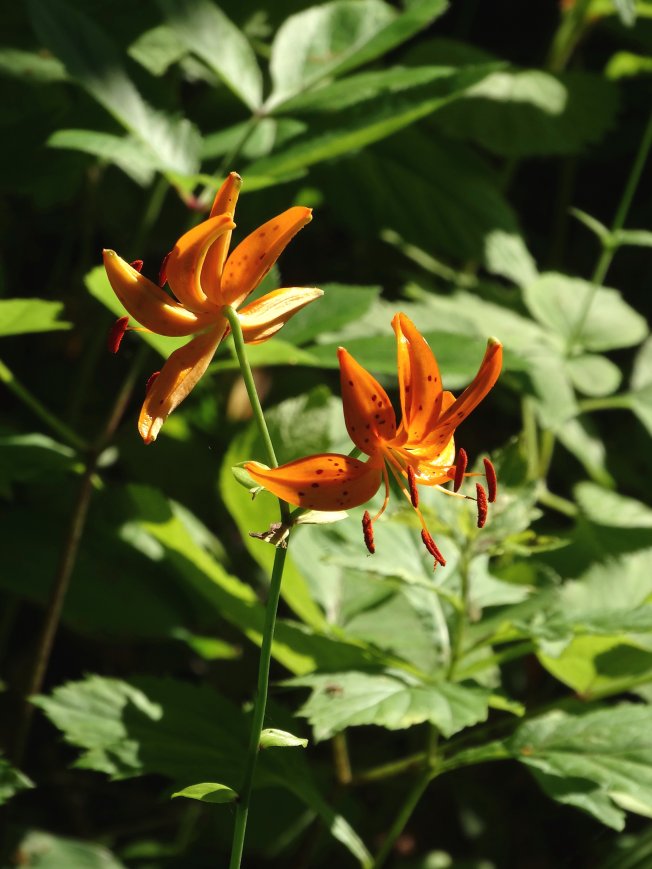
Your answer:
[412,436,456,486]
[201,172,242,304]
[138,322,226,444]
[338,347,396,455]
[238,286,323,344]
[103,250,213,336]
[392,313,443,444]
[220,207,312,308]
[165,214,235,312]
[423,338,503,451]
[244,454,383,511]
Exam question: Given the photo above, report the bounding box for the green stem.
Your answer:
[224,304,291,868]
[448,550,471,678]
[0,358,88,452]
[521,397,540,482]
[547,0,592,72]
[579,395,633,412]
[351,752,426,786]
[229,544,288,869]
[567,111,652,352]
[371,771,433,869]
[537,488,578,518]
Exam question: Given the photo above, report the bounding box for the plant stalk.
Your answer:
[224,304,291,868]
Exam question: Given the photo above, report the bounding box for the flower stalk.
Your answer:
[224,304,290,868]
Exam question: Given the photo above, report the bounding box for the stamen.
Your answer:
[129,259,144,273]
[483,458,497,503]
[158,252,171,287]
[476,483,488,528]
[145,371,160,394]
[454,448,468,492]
[108,316,129,354]
[407,465,419,508]
[421,530,446,568]
[362,510,375,554]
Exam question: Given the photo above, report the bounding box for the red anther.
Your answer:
[362,510,375,554]
[483,457,497,503]
[145,371,160,395]
[476,483,488,528]
[129,259,144,273]
[407,465,419,508]
[454,448,468,492]
[108,316,129,354]
[421,529,446,567]
[158,252,171,287]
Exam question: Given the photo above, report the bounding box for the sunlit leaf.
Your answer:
[0,299,70,336]
[171,782,237,803]
[0,758,34,806]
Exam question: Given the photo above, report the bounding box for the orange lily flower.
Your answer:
[103,172,322,443]
[245,313,502,565]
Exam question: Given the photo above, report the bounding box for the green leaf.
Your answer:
[566,354,622,397]
[248,65,497,180]
[269,0,447,107]
[29,0,200,176]
[509,705,652,829]
[556,417,614,487]
[128,25,186,77]
[260,729,309,749]
[327,129,536,286]
[0,757,34,806]
[16,831,126,868]
[435,70,618,157]
[171,782,238,804]
[288,671,490,740]
[48,130,157,186]
[0,433,78,498]
[158,0,262,110]
[606,51,652,80]
[626,337,652,436]
[0,298,71,336]
[35,676,370,864]
[277,283,380,346]
[574,483,652,529]
[613,0,637,25]
[523,272,647,352]
[0,48,67,83]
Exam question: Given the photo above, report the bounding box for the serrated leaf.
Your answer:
[128,24,186,77]
[0,758,34,806]
[523,272,647,352]
[435,70,618,157]
[172,782,237,803]
[556,417,614,487]
[35,676,370,863]
[29,0,200,176]
[260,728,308,749]
[248,65,497,179]
[49,129,157,186]
[574,484,652,529]
[566,354,622,397]
[288,671,490,740]
[0,298,70,336]
[158,0,262,110]
[269,0,447,107]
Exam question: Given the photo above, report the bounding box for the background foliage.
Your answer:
[1,0,652,866]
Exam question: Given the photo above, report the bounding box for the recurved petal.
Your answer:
[138,322,226,444]
[244,453,383,511]
[392,313,443,444]
[412,436,456,486]
[103,250,213,337]
[422,338,503,452]
[338,348,396,454]
[165,214,235,312]
[220,207,312,308]
[201,172,243,303]
[238,286,323,344]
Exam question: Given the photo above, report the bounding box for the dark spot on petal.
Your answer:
[371,394,377,401]
[311,483,319,488]
[348,380,354,386]
[316,469,324,475]
[428,375,432,381]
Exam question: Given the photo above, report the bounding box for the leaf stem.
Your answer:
[0,358,88,452]
[567,111,652,352]
[224,304,291,867]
